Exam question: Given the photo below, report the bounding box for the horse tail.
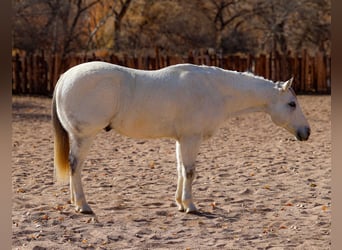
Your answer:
[52,87,70,183]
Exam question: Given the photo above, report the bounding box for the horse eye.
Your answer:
[288,101,296,108]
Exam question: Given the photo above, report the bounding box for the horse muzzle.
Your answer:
[296,126,311,141]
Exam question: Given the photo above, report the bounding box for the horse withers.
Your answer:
[52,62,310,214]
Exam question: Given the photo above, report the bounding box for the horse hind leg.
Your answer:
[69,135,94,214]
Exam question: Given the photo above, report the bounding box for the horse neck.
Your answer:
[220,73,276,117]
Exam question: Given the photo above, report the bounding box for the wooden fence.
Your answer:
[12,49,331,96]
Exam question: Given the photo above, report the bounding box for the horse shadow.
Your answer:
[182,207,241,223]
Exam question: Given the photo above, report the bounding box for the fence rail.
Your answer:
[12,49,331,95]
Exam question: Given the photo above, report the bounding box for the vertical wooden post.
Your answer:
[292,53,299,93]
[53,53,61,90]
[300,50,306,93]
[40,50,48,95]
[12,53,21,94]
[155,47,160,69]
[48,53,55,94]
[262,54,267,78]
[316,52,326,93]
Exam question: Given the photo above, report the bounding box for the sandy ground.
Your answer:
[12,95,331,249]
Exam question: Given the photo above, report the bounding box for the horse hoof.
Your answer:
[75,206,94,214]
[177,204,185,212]
[80,209,94,214]
[185,204,197,214]
[185,208,198,214]
[186,209,200,215]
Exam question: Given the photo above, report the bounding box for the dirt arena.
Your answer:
[12,95,331,249]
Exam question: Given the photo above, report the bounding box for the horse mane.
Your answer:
[240,70,297,96]
[240,71,274,84]
[169,64,281,88]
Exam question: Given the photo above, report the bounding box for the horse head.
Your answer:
[267,78,311,141]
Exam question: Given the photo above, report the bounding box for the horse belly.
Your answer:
[112,110,176,139]
[111,98,222,140]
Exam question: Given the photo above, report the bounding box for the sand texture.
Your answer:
[12,95,331,249]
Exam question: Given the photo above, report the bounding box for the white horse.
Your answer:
[52,62,310,214]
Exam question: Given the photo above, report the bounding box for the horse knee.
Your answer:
[183,166,196,181]
[182,167,195,195]
[69,153,78,175]
[186,169,195,179]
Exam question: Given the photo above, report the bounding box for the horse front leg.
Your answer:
[176,136,201,213]
[69,136,94,214]
[175,141,184,211]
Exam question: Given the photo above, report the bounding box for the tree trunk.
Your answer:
[112,0,132,52]
[114,18,121,51]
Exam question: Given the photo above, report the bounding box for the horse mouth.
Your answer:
[295,126,311,141]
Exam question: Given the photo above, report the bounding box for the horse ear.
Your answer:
[281,77,294,91]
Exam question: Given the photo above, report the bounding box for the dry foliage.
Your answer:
[13,0,330,58]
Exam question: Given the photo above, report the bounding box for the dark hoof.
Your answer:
[75,207,94,214]
[186,209,200,215]
[80,209,94,214]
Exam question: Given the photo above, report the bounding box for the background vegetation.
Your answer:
[13,0,331,58]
